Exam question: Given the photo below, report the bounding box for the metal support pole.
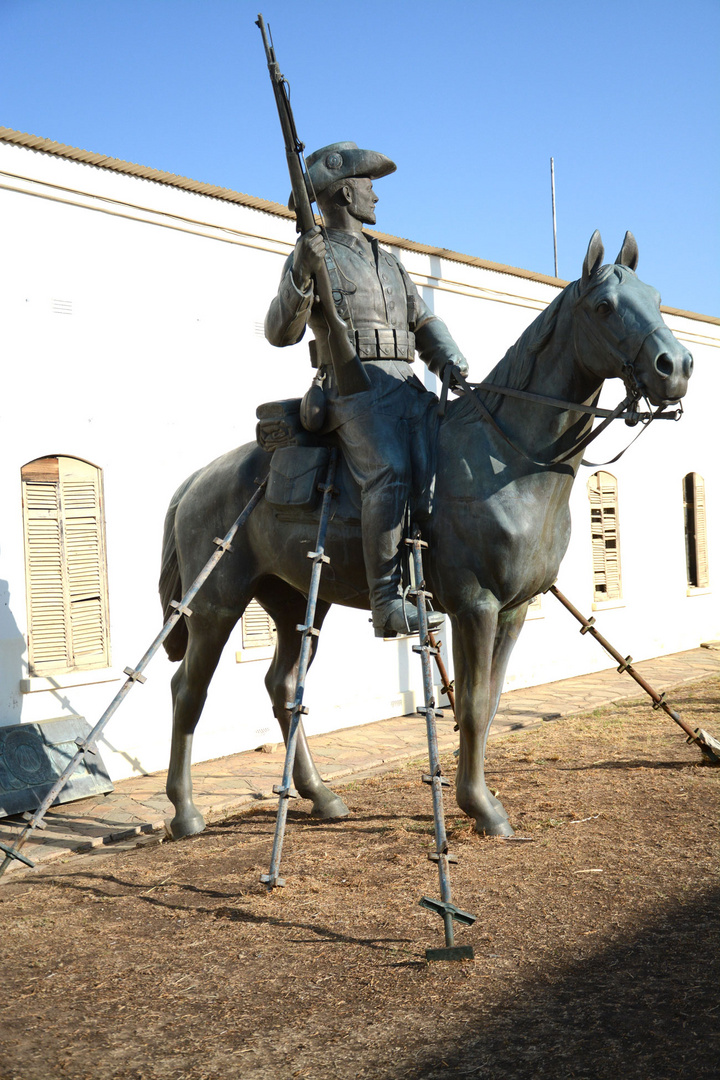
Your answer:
[428,630,455,716]
[549,584,720,763]
[407,531,475,962]
[0,480,267,879]
[551,157,558,278]
[261,450,338,889]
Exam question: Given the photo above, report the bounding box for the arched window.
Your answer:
[21,456,111,675]
[588,471,622,602]
[683,472,709,589]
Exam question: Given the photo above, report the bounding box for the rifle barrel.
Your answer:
[255,13,371,396]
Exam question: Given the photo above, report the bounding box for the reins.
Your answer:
[436,264,685,469]
[445,365,682,470]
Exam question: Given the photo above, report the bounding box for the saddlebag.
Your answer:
[265,446,330,512]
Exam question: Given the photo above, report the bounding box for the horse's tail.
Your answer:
[159,472,199,662]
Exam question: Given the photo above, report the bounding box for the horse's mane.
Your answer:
[471,264,631,416]
[475,283,576,414]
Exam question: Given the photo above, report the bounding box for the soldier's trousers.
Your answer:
[331,374,435,629]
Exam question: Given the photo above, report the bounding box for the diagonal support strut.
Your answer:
[549,583,720,764]
[261,450,339,890]
[0,480,268,879]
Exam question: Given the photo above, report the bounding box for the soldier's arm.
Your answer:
[399,264,469,378]
[264,228,327,348]
[264,253,313,347]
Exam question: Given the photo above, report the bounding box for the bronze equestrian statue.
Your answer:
[160,218,692,841]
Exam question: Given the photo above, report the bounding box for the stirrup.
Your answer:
[401,584,444,634]
[374,597,443,639]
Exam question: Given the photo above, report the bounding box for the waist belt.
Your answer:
[355,328,415,361]
[310,328,416,369]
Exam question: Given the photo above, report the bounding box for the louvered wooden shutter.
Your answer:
[22,458,68,671]
[693,475,710,587]
[589,471,622,601]
[684,472,710,588]
[241,599,276,650]
[22,457,110,675]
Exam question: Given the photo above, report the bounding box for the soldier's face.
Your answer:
[347,178,379,225]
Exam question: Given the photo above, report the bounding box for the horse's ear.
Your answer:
[615,230,639,271]
[582,230,604,285]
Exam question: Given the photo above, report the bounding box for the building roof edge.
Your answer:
[1,127,717,327]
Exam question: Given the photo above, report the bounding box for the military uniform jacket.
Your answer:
[264,229,463,384]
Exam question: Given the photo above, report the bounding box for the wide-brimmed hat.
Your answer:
[288,141,396,211]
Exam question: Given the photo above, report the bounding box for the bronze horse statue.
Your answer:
[160,232,692,840]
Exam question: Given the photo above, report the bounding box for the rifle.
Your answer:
[256,14,371,396]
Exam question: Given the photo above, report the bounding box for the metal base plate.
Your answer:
[260,873,285,888]
[425,945,475,963]
[0,841,35,868]
[695,728,720,763]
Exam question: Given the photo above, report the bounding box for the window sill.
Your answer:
[20,668,123,694]
[236,647,275,663]
[686,586,712,597]
[591,598,626,612]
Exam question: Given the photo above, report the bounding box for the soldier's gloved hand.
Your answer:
[292,226,327,292]
[446,355,469,382]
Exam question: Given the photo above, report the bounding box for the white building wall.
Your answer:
[1,137,718,782]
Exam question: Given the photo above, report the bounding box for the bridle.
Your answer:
[442,295,686,468]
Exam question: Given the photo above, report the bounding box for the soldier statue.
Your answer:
[265,142,469,637]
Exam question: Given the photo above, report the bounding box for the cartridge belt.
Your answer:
[309,328,416,371]
[355,328,416,361]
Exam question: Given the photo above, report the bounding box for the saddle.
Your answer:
[255,397,438,525]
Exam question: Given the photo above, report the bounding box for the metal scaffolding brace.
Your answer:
[262,450,338,889]
[549,583,720,763]
[0,480,268,879]
[407,531,476,962]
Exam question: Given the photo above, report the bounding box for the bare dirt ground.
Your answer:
[1,678,719,1080]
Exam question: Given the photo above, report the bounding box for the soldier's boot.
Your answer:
[360,488,443,638]
[376,599,444,638]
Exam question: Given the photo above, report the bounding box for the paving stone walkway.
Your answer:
[2,645,719,878]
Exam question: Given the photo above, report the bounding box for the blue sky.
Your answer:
[1,0,718,315]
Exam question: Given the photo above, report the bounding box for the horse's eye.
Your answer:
[596,300,612,316]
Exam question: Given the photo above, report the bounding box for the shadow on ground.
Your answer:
[405,886,720,1080]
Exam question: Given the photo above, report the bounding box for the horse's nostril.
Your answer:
[684,354,694,379]
[655,353,674,377]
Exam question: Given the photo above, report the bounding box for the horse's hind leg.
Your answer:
[166,614,236,839]
[259,584,349,820]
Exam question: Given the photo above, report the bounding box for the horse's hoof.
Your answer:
[474,816,515,838]
[168,808,206,840]
[489,794,509,819]
[310,792,350,820]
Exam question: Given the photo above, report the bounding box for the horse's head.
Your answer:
[573,231,693,407]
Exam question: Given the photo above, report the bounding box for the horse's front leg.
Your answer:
[452,597,521,837]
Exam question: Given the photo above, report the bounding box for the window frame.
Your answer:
[588,470,623,605]
[21,455,111,677]
[683,471,710,591]
[235,598,277,663]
